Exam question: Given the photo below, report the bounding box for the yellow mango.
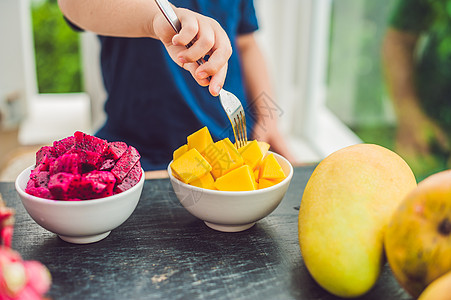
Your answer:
[258,178,283,189]
[214,165,257,191]
[259,153,286,180]
[254,168,260,183]
[202,138,244,179]
[189,172,215,190]
[173,144,188,161]
[238,140,264,170]
[257,141,270,158]
[170,148,212,184]
[187,126,214,154]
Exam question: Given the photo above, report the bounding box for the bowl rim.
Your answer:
[15,165,145,206]
[167,151,294,195]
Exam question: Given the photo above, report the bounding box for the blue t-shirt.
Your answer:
[94,0,259,170]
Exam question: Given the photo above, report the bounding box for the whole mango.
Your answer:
[418,270,451,300]
[385,170,451,298]
[298,144,416,298]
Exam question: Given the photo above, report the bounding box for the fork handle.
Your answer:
[154,0,204,66]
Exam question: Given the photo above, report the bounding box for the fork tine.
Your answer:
[236,117,244,148]
[239,110,247,145]
[232,117,241,148]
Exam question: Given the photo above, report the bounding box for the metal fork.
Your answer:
[155,0,248,148]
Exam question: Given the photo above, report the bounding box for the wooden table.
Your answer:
[0,165,412,300]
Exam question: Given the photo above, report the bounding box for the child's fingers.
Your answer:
[182,62,211,87]
[194,39,232,80]
[208,63,227,97]
[172,8,199,46]
[176,21,215,64]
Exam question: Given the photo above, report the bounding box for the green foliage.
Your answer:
[31,0,82,93]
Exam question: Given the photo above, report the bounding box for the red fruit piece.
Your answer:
[74,131,108,154]
[30,155,54,177]
[49,153,81,176]
[25,187,52,200]
[23,260,52,296]
[35,146,56,165]
[48,173,77,200]
[99,159,116,171]
[84,171,116,198]
[106,141,128,160]
[111,146,141,182]
[114,160,142,193]
[28,171,50,188]
[53,136,75,156]
[0,196,14,247]
[72,132,109,168]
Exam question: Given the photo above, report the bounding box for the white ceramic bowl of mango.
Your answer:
[168,152,293,232]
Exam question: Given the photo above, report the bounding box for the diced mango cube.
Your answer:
[254,168,260,183]
[258,178,283,189]
[187,126,214,154]
[259,153,286,181]
[189,172,215,190]
[202,138,244,179]
[238,140,264,170]
[170,148,212,184]
[214,165,257,191]
[257,141,270,158]
[173,144,188,161]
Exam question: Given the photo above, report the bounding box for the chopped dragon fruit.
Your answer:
[114,161,142,194]
[111,146,141,182]
[25,132,141,200]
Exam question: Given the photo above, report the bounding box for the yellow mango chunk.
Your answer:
[187,126,214,154]
[259,153,286,181]
[258,178,283,189]
[170,148,212,184]
[238,140,264,170]
[202,138,244,179]
[189,172,215,190]
[254,168,260,183]
[173,144,188,161]
[214,165,257,191]
[257,141,270,158]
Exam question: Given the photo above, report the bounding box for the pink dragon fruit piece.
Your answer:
[0,198,14,248]
[74,131,108,154]
[23,261,51,297]
[114,160,142,194]
[99,158,116,171]
[48,173,77,200]
[24,187,52,200]
[29,155,54,178]
[82,171,116,198]
[53,136,75,157]
[0,247,51,300]
[106,141,128,160]
[35,146,56,166]
[28,172,50,189]
[49,153,81,176]
[111,146,141,183]
[65,174,100,200]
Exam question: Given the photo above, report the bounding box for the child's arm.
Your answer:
[58,0,232,96]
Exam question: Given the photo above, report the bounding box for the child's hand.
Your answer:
[153,7,232,96]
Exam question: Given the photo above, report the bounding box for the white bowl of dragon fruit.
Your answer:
[15,131,145,244]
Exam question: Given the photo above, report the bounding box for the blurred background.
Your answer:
[0,0,446,181]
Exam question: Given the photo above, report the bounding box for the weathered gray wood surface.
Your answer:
[1,165,411,299]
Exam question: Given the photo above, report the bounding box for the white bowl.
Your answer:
[168,152,293,232]
[15,166,145,244]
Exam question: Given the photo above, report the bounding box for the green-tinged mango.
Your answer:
[298,144,416,298]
